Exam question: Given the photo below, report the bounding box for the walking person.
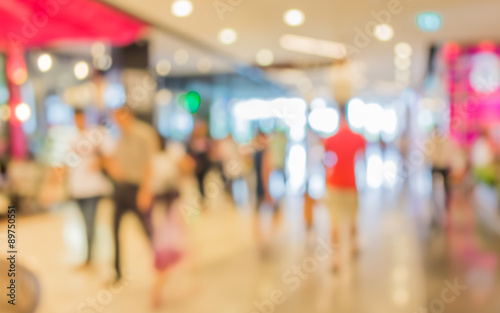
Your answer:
[187,120,211,203]
[428,126,453,212]
[66,109,114,267]
[323,104,366,271]
[105,106,160,281]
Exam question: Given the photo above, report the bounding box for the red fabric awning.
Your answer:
[0,0,144,53]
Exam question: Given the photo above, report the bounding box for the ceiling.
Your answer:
[100,0,500,97]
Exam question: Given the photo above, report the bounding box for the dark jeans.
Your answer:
[113,183,152,279]
[432,167,451,210]
[76,196,100,263]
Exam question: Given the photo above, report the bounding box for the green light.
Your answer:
[185,91,201,113]
[416,12,442,32]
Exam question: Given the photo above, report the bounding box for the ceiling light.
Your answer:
[280,34,346,59]
[37,53,52,72]
[416,12,442,32]
[218,28,237,45]
[394,42,412,59]
[283,9,305,27]
[156,59,171,76]
[74,61,89,80]
[374,24,394,41]
[174,49,189,65]
[171,0,193,17]
[256,49,274,66]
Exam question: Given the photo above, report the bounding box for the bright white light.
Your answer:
[374,24,394,41]
[364,103,384,135]
[382,108,398,135]
[233,97,307,121]
[283,9,305,27]
[256,49,274,67]
[15,102,31,122]
[174,49,189,65]
[394,42,412,59]
[383,159,398,188]
[366,154,384,188]
[156,59,171,76]
[171,0,193,17]
[307,168,326,199]
[37,53,52,72]
[218,28,237,45]
[308,107,339,136]
[197,58,212,73]
[286,144,307,194]
[74,61,89,80]
[155,88,173,106]
[347,98,366,130]
[280,34,346,59]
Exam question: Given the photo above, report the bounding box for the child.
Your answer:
[150,137,194,307]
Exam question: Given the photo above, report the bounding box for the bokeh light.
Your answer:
[74,61,89,80]
[283,9,305,27]
[37,53,52,72]
[171,0,193,17]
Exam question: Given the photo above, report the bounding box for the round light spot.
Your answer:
[283,9,305,27]
[394,42,412,59]
[74,61,89,80]
[15,102,31,122]
[156,59,171,76]
[218,28,237,45]
[37,53,52,72]
[256,49,274,66]
[374,24,394,41]
[91,42,106,57]
[171,0,193,17]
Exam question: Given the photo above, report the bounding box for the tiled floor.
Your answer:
[1,175,500,313]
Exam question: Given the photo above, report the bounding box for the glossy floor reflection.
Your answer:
[2,174,500,313]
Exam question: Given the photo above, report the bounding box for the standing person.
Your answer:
[105,106,160,281]
[323,105,365,271]
[253,131,281,254]
[187,120,211,203]
[65,109,114,266]
[428,126,453,211]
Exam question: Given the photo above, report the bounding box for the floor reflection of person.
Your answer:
[105,106,160,281]
[323,104,365,271]
[67,109,114,267]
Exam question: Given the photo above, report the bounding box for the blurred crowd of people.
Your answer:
[1,101,500,306]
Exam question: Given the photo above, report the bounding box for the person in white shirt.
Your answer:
[66,109,114,266]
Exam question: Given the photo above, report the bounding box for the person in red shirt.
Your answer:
[323,105,366,271]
